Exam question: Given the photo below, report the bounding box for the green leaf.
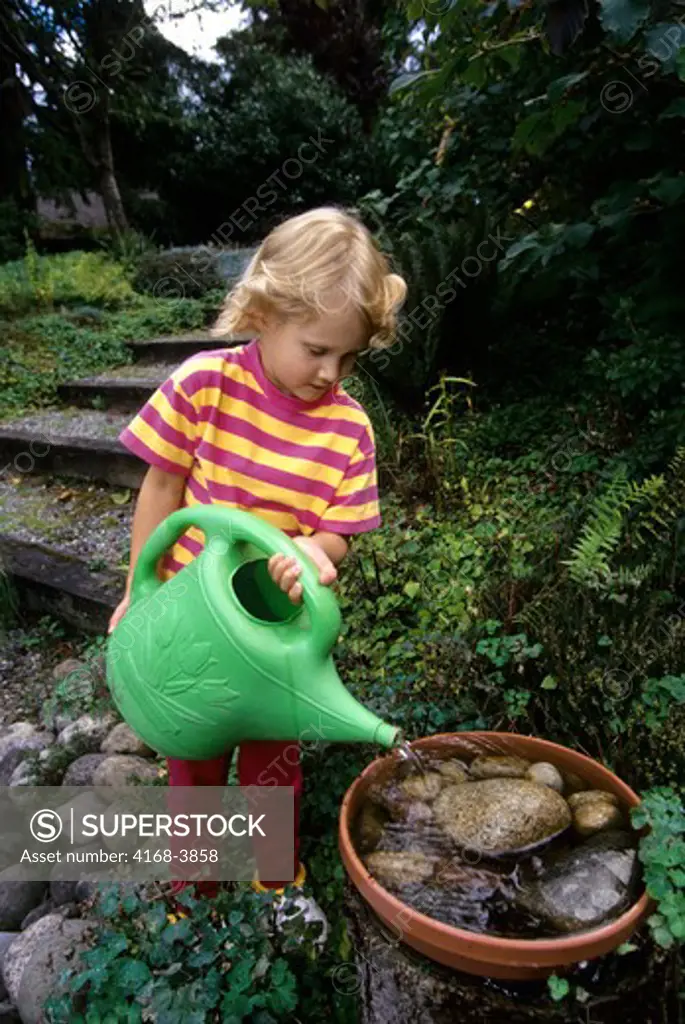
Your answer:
[644,24,685,73]
[404,581,421,599]
[649,175,685,204]
[547,974,570,1001]
[541,675,558,690]
[599,0,650,41]
[512,112,557,156]
[547,72,589,103]
[114,958,152,994]
[388,70,437,95]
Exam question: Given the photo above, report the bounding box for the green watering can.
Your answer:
[106,505,400,760]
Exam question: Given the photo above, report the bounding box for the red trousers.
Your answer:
[166,741,301,896]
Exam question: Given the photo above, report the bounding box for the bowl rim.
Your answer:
[339,730,652,957]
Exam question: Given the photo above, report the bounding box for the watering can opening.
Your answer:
[230,557,312,631]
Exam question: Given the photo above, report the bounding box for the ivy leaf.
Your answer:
[599,0,650,41]
[649,175,685,204]
[541,675,558,690]
[644,24,685,73]
[113,958,151,994]
[404,581,421,599]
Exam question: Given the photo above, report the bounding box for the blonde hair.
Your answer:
[210,206,407,349]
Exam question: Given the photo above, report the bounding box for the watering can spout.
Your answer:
[296,659,400,749]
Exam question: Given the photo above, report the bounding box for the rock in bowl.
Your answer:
[338,731,653,981]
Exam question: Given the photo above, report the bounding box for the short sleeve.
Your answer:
[317,421,382,535]
[118,358,200,475]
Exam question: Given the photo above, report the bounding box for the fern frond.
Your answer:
[562,468,634,586]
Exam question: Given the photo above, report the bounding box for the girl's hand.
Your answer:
[267,536,337,605]
[107,593,131,634]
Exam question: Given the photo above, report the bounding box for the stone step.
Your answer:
[0,408,144,489]
[127,331,250,363]
[0,474,131,632]
[0,534,123,633]
[56,376,166,413]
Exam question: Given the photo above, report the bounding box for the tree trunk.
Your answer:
[343,881,678,1024]
[93,95,129,235]
[0,45,34,211]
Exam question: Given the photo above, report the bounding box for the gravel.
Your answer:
[0,623,84,726]
[0,474,132,568]
[84,361,178,383]
[0,407,131,441]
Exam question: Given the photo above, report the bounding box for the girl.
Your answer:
[108,205,407,932]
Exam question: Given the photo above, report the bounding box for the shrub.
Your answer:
[133,247,256,301]
[0,245,139,317]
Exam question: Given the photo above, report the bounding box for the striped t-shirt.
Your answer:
[119,338,381,578]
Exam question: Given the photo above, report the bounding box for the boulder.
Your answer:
[19,899,55,932]
[2,913,94,1024]
[0,869,48,932]
[101,723,154,757]
[56,714,117,754]
[61,754,108,787]
[0,725,53,786]
[92,755,159,792]
[0,934,18,1002]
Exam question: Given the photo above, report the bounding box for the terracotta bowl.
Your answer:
[339,731,653,981]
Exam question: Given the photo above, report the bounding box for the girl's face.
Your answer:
[256,297,370,401]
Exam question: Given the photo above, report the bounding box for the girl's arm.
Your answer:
[108,465,186,632]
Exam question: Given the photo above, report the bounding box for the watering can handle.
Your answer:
[130,504,342,659]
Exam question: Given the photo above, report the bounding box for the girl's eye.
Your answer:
[307,347,325,357]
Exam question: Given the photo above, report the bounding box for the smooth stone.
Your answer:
[469,755,531,781]
[562,770,588,795]
[366,783,411,821]
[53,790,111,846]
[61,754,109,787]
[365,851,439,888]
[433,778,571,854]
[516,830,638,934]
[568,790,618,811]
[20,899,55,931]
[398,773,443,803]
[0,934,17,1002]
[0,869,48,932]
[100,723,154,757]
[0,726,53,786]
[525,762,564,793]
[435,760,469,784]
[573,801,624,837]
[405,802,433,825]
[3,913,94,1023]
[56,713,117,754]
[92,755,159,793]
